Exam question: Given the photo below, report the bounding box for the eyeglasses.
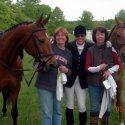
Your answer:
[75,34,85,37]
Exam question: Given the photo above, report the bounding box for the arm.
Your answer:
[85,50,108,73]
[33,61,39,71]
[103,50,120,78]
[59,52,72,77]
[66,53,72,77]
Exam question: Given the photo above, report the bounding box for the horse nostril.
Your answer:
[50,63,56,67]
[39,39,44,44]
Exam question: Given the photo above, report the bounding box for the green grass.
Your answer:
[0,53,125,125]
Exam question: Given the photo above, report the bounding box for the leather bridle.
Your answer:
[110,24,125,54]
[31,27,54,66]
[0,26,54,70]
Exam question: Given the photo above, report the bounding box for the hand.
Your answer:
[99,64,108,71]
[103,70,111,78]
[33,63,39,71]
[59,65,68,73]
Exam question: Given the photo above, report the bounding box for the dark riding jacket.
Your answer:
[65,41,93,89]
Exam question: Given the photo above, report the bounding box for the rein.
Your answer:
[0,54,54,87]
[23,26,54,86]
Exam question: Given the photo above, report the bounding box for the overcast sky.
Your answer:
[40,0,125,21]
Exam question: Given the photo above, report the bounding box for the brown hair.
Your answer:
[54,27,69,44]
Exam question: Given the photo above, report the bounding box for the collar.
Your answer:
[76,43,85,50]
[95,43,106,49]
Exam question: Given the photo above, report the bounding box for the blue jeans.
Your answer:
[88,84,111,113]
[37,88,62,125]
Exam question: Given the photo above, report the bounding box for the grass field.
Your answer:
[0,52,125,125]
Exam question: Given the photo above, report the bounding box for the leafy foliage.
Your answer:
[78,10,94,30]
[0,1,16,29]
[117,9,125,22]
[0,1,125,34]
[47,7,65,35]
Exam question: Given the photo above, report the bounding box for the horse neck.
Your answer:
[108,37,113,44]
[0,25,31,65]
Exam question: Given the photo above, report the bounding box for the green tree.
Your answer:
[0,1,16,29]
[117,9,125,22]
[64,21,77,34]
[0,0,33,29]
[19,0,41,19]
[1,0,12,3]
[47,7,65,35]
[78,10,94,30]
[11,4,31,23]
[35,4,51,19]
[104,19,115,29]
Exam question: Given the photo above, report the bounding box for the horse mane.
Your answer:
[109,22,125,39]
[3,22,33,34]
[108,25,116,39]
[0,22,33,36]
[0,22,31,59]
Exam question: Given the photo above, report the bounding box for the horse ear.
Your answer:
[36,14,50,26]
[42,15,50,25]
[36,14,44,24]
[115,16,123,24]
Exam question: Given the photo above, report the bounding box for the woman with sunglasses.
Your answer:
[65,25,93,125]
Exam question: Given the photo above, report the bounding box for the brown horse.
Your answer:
[0,15,56,125]
[108,17,125,125]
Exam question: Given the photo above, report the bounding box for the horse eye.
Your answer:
[39,39,45,44]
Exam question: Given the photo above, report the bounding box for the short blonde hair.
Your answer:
[54,27,69,44]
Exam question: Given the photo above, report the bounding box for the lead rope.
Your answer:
[24,56,53,87]
[0,59,36,87]
[23,70,37,87]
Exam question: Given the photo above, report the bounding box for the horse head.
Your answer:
[109,17,125,63]
[21,15,57,70]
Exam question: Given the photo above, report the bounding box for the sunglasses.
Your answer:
[75,34,85,37]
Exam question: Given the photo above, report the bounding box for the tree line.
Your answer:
[0,0,125,35]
